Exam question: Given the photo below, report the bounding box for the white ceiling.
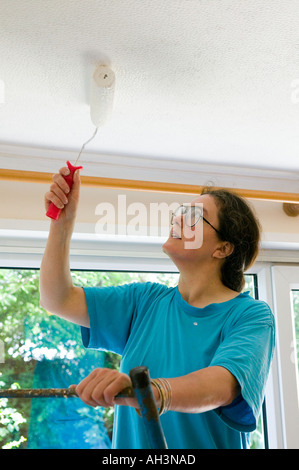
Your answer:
[1,0,299,174]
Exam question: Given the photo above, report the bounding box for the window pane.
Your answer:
[0,269,263,449]
[243,275,266,449]
[0,269,179,449]
[0,269,113,449]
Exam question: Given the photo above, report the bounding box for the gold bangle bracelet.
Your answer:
[151,379,165,415]
[151,378,172,415]
[158,378,172,413]
[134,378,172,417]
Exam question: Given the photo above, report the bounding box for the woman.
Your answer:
[40,167,275,449]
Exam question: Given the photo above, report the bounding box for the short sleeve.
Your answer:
[209,301,275,432]
[81,283,141,355]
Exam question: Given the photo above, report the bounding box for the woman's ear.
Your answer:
[213,241,234,260]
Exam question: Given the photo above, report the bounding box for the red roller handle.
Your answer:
[46,161,83,220]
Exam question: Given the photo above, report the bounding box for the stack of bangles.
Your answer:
[150,378,172,415]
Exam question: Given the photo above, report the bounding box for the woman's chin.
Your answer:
[162,235,181,255]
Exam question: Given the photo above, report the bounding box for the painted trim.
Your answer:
[0,143,299,196]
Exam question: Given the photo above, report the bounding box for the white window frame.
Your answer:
[248,262,286,449]
[1,229,299,448]
[270,265,299,449]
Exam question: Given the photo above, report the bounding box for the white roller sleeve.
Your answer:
[90,65,115,127]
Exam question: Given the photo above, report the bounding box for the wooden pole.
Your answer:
[0,386,134,399]
[0,168,298,203]
[283,203,299,217]
[0,387,78,398]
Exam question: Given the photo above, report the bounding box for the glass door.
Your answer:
[271,266,299,449]
[290,290,299,376]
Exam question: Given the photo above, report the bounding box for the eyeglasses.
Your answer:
[170,204,221,235]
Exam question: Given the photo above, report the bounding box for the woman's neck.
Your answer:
[178,270,239,308]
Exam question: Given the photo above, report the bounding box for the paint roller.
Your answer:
[46,64,115,220]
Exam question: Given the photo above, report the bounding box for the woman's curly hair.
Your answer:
[201,187,261,292]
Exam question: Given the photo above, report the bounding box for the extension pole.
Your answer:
[0,386,133,399]
[129,366,168,449]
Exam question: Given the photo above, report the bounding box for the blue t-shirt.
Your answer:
[81,282,275,449]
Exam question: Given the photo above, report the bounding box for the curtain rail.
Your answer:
[0,168,298,203]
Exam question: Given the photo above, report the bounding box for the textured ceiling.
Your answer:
[1,0,299,172]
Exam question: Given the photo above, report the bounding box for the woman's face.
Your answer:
[162,194,223,265]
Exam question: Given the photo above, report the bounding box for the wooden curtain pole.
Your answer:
[0,168,298,203]
[283,203,299,217]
